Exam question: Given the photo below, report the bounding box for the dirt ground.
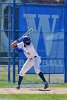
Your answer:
[0,88,67,94]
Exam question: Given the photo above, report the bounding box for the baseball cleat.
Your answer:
[44,82,48,89]
[16,85,20,89]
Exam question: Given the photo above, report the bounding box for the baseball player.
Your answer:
[11,36,48,89]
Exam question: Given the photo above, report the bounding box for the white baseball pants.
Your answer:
[19,56,41,76]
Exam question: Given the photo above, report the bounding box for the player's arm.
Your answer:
[11,40,18,48]
[11,40,23,52]
[15,45,23,52]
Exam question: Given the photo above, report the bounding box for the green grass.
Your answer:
[0,68,44,84]
[0,67,67,100]
[50,83,67,88]
[0,66,66,88]
[0,69,66,88]
[0,82,67,88]
[0,94,67,100]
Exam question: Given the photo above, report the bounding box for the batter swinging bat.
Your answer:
[18,28,33,41]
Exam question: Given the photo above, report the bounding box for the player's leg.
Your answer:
[16,58,34,89]
[34,57,48,89]
[38,72,48,89]
[16,75,23,89]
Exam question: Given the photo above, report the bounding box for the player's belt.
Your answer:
[30,56,37,59]
[34,56,37,58]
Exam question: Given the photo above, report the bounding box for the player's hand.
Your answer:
[11,40,18,48]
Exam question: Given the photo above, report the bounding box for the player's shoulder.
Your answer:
[17,42,24,47]
[17,42,23,45]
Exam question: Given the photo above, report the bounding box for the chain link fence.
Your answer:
[0,0,64,87]
[0,0,19,85]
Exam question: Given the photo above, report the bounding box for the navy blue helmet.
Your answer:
[23,36,31,44]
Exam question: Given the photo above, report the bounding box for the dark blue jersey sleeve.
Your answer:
[15,45,23,52]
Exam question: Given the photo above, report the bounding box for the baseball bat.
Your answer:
[18,28,33,41]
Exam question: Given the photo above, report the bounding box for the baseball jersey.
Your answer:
[16,42,39,59]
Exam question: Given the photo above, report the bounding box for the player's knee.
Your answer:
[35,69,40,75]
[34,66,40,74]
[19,71,25,76]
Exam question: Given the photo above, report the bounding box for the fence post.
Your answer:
[64,0,67,83]
[13,0,16,83]
[8,5,11,82]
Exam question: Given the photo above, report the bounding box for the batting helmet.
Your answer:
[23,36,31,44]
